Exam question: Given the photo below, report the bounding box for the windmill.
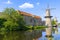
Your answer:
[44,4,56,37]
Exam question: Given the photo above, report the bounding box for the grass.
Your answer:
[26,26,47,30]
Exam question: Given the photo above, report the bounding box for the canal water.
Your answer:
[0,27,60,40]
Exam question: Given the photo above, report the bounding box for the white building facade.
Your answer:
[17,10,42,26]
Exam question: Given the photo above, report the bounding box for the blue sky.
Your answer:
[0,0,60,22]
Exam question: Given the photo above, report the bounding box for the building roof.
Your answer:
[34,16,41,19]
[17,10,41,19]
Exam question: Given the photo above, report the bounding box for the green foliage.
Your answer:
[0,8,28,31]
[58,23,60,25]
[26,25,46,30]
[36,26,46,29]
[0,18,6,27]
[51,19,56,26]
[26,25,33,30]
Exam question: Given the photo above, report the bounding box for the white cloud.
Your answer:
[3,0,12,4]
[19,3,34,9]
[37,2,40,5]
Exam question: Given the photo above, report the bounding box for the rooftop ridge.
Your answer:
[17,10,41,19]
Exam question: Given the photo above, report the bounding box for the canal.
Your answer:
[0,27,60,40]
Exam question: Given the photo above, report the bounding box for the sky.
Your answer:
[0,0,60,22]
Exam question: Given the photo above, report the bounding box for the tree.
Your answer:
[0,8,27,31]
[0,18,6,28]
[58,23,60,27]
[51,19,56,26]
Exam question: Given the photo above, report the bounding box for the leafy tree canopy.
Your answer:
[0,8,27,31]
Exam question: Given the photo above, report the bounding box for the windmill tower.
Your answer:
[45,5,55,37]
[45,5,52,27]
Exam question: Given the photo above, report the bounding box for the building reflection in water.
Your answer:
[54,28,58,34]
[32,30,42,40]
[53,27,58,34]
[46,37,54,40]
[0,28,59,40]
[0,30,42,40]
[46,28,58,40]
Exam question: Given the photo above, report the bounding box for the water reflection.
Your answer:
[46,37,53,40]
[54,28,58,34]
[38,27,59,40]
[0,28,60,40]
[0,30,42,40]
